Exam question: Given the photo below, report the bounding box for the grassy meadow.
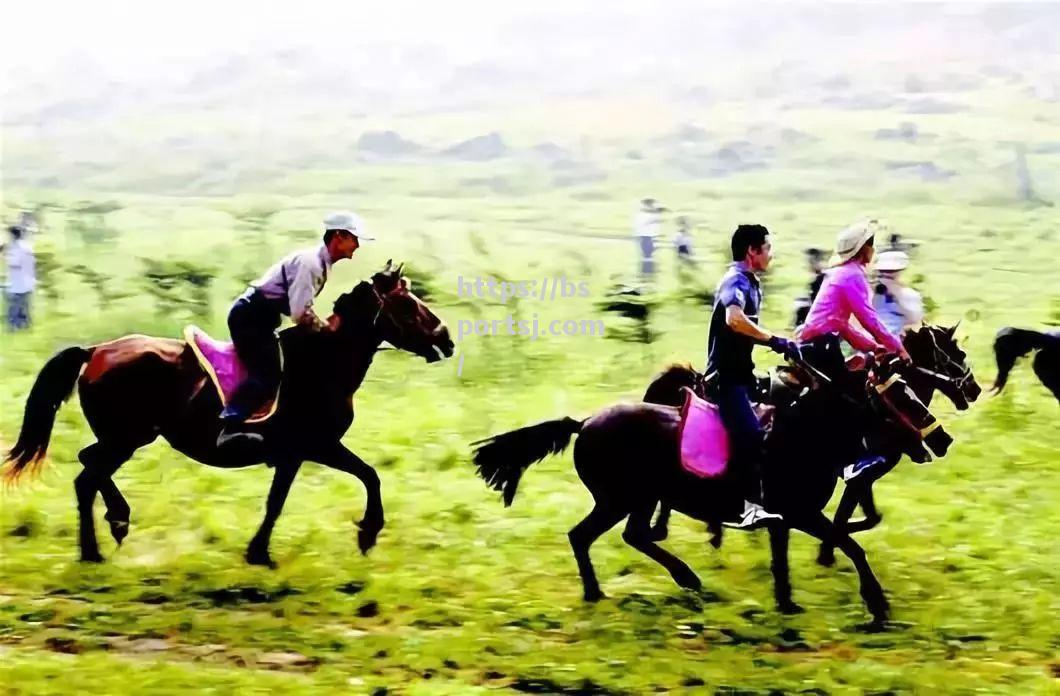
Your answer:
[2,60,1060,694]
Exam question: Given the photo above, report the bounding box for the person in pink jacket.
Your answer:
[795,220,911,480]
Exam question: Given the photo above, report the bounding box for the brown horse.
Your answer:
[4,262,454,567]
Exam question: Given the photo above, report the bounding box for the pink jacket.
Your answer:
[795,261,904,354]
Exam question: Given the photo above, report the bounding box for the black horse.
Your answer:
[644,325,981,568]
[471,359,952,624]
[4,262,454,566]
[991,326,1060,402]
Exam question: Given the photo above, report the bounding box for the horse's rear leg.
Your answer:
[769,524,803,614]
[75,443,136,562]
[568,503,626,602]
[622,506,702,592]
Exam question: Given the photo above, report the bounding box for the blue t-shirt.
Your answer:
[706,262,762,385]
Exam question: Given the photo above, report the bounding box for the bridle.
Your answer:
[911,328,975,393]
[870,367,942,440]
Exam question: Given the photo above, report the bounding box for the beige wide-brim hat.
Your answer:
[828,220,880,266]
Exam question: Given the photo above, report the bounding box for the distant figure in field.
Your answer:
[872,250,924,337]
[3,224,36,331]
[792,247,826,328]
[673,216,697,283]
[633,198,666,282]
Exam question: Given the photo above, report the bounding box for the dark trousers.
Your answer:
[715,382,765,504]
[222,290,282,421]
[798,333,847,379]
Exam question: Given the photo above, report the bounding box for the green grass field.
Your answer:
[2,69,1060,694]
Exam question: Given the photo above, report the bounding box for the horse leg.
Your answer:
[817,483,862,567]
[844,485,884,534]
[622,506,702,591]
[310,443,384,554]
[246,461,301,568]
[568,503,626,602]
[799,512,889,625]
[648,503,671,541]
[75,443,135,562]
[97,478,132,546]
[769,524,803,614]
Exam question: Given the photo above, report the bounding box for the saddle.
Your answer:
[184,325,281,423]
[676,385,775,479]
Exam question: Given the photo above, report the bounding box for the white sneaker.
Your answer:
[724,501,783,530]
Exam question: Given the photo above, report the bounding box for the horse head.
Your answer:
[333,260,454,363]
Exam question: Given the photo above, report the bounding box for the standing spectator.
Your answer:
[633,198,665,281]
[4,225,36,330]
[792,247,826,328]
[673,216,696,284]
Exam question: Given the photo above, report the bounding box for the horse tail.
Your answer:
[3,346,93,483]
[991,327,1050,393]
[470,416,584,506]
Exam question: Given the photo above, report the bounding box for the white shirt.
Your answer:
[251,244,333,322]
[873,280,923,335]
[633,209,661,238]
[4,239,36,294]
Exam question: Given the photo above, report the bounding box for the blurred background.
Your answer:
[1,2,1058,693]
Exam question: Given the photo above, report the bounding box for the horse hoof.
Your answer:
[675,573,703,592]
[778,600,805,615]
[816,550,836,567]
[109,520,129,546]
[357,530,379,555]
[245,549,277,569]
[583,589,605,603]
[80,550,105,564]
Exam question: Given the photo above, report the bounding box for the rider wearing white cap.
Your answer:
[217,211,373,451]
[873,249,924,336]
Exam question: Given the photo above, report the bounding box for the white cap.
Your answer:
[323,211,374,241]
[829,219,882,266]
[876,250,909,272]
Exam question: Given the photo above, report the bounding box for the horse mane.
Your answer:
[643,362,700,406]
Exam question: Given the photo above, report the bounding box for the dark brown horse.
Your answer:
[991,326,1060,402]
[471,358,952,624]
[644,324,981,568]
[4,262,454,567]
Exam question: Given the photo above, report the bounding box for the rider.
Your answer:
[706,224,802,530]
[795,220,911,480]
[872,249,924,336]
[216,211,371,451]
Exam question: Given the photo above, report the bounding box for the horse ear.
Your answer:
[395,262,404,276]
[383,259,393,272]
[948,321,960,338]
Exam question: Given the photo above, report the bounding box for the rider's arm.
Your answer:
[725,305,774,343]
[287,257,328,331]
[842,270,906,354]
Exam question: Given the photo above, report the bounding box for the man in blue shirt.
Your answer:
[706,224,801,530]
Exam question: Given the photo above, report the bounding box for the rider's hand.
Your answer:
[767,336,802,363]
[897,347,912,364]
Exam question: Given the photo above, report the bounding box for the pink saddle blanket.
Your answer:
[677,387,730,478]
[184,325,279,423]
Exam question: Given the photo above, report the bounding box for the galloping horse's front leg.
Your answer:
[311,443,384,554]
[246,461,302,568]
[818,455,896,567]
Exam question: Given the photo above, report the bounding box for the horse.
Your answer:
[643,325,981,568]
[470,358,952,625]
[991,326,1060,402]
[3,262,454,567]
